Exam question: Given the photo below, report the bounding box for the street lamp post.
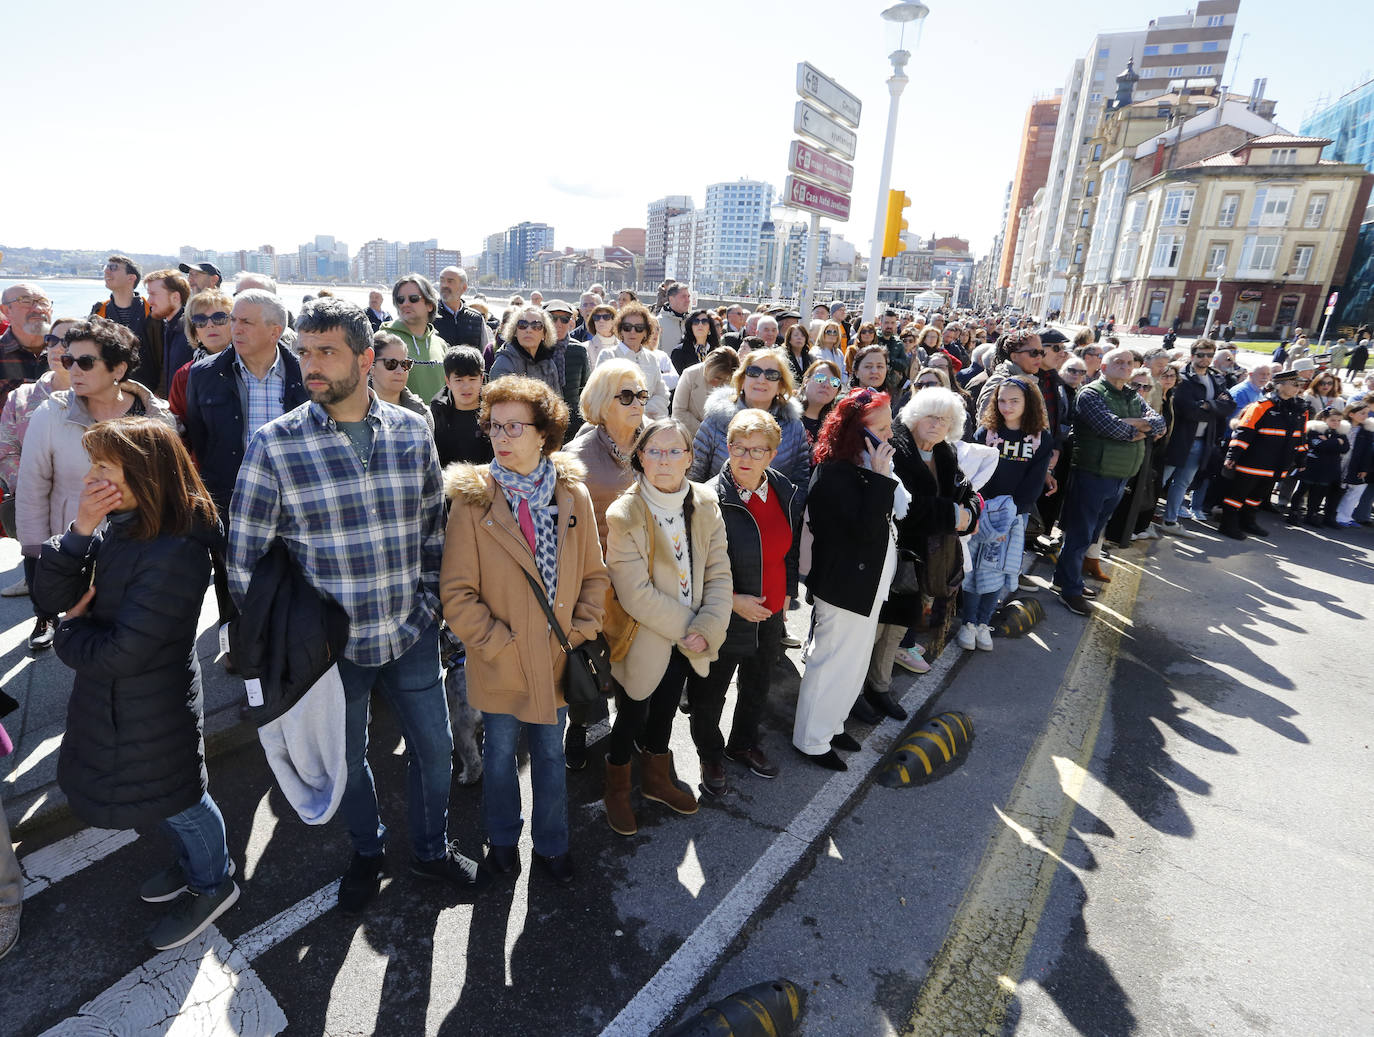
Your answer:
[862,1,929,323]
[1202,265,1225,339]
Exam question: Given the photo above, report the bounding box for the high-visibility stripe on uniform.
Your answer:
[1258,428,1287,436]
[1223,497,1243,508]
[1235,465,1276,477]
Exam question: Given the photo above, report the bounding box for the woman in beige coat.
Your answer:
[602,418,732,836]
[441,375,609,884]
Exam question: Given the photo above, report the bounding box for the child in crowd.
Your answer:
[1299,407,1349,527]
[429,346,493,467]
[1336,399,1374,527]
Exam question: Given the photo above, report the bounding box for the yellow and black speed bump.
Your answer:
[876,711,974,788]
[667,979,806,1036]
[993,596,1045,638]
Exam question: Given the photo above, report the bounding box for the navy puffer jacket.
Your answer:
[688,387,811,500]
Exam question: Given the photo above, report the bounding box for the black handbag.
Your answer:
[523,570,619,706]
[890,549,922,596]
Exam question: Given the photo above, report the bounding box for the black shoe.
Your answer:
[723,744,779,778]
[795,746,848,772]
[338,852,386,913]
[1241,519,1269,537]
[699,755,729,797]
[848,694,883,725]
[1059,592,1091,616]
[534,852,575,885]
[1080,586,1098,600]
[1219,521,1247,540]
[564,724,587,771]
[483,843,520,877]
[864,687,907,721]
[831,732,861,752]
[27,618,54,652]
[410,842,487,891]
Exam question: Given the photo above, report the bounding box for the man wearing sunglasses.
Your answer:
[544,300,589,436]
[0,284,52,412]
[380,273,448,403]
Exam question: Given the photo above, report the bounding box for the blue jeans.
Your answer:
[1162,437,1206,523]
[160,790,231,896]
[960,590,1002,626]
[338,622,453,861]
[1054,471,1128,598]
[481,708,569,857]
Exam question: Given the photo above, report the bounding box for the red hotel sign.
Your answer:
[788,140,854,193]
[784,175,851,221]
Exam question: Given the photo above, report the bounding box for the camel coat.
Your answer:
[605,480,733,700]
[441,453,609,725]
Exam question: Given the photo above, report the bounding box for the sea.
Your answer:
[2,278,380,321]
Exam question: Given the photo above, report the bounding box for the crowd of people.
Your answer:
[0,262,1371,961]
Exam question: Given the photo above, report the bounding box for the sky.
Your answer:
[6,0,1370,263]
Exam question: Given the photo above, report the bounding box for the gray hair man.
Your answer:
[0,283,52,411]
[435,266,485,350]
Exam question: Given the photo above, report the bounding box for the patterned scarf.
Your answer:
[490,456,559,601]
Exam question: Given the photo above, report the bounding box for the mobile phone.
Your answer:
[863,427,883,449]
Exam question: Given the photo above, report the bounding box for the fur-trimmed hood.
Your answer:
[700,384,803,425]
[443,451,588,505]
[1307,419,1351,435]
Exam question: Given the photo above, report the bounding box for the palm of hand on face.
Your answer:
[74,471,125,536]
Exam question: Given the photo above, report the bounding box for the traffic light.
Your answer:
[881,189,911,258]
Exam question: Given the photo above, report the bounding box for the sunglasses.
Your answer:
[690,316,712,325]
[1194,352,1215,358]
[642,447,687,460]
[515,319,544,331]
[745,365,782,382]
[915,380,942,389]
[189,311,230,328]
[395,293,424,305]
[621,322,648,333]
[551,314,573,323]
[377,357,416,372]
[729,443,774,459]
[593,313,614,322]
[59,354,101,371]
[481,419,530,439]
[614,389,650,406]
[1129,382,1150,390]
[811,373,842,389]
[43,334,65,348]
[1016,348,1047,358]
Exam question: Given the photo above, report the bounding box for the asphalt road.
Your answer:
[3,515,1372,1036]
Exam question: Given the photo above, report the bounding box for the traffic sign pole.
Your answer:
[800,213,821,317]
[1318,291,1338,345]
[863,50,910,324]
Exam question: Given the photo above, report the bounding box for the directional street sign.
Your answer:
[793,100,857,161]
[796,62,862,128]
[787,140,854,193]
[783,175,852,222]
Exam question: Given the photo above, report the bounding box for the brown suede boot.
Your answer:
[639,750,698,815]
[1082,557,1113,582]
[603,760,638,836]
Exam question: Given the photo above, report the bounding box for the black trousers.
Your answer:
[686,612,784,762]
[1220,473,1274,515]
[1305,481,1341,519]
[606,649,691,766]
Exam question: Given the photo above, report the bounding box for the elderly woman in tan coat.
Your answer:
[441,375,609,885]
[602,417,733,836]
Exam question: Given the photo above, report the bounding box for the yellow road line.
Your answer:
[903,559,1144,1036]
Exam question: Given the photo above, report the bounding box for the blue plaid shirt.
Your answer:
[228,393,444,666]
[236,351,286,449]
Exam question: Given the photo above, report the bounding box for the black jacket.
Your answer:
[433,301,486,349]
[1164,367,1236,468]
[34,515,220,830]
[183,344,309,514]
[430,384,493,467]
[228,540,350,726]
[804,458,896,615]
[706,468,804,654]
[879,426,981,626]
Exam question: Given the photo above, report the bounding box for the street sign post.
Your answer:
[793,100,857,161]
[1319,290,1339,345]
[1208,292,1223,308]
[783,176,852,221]
[796,61,862,127]
[787,140,854,193]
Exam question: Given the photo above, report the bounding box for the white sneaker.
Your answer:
[1190,507,1211,522]
[0,578,28,598]
[1161,521,1195,538]
[975,624,994,651]
[956,623,977,651]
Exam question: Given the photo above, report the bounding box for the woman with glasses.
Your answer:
[167,290,233,423]
[688,347,811,494]
[688,410,804,793]
[970,329,1044,414]
[799,360,843,444]
[370,331,434,433]
[590,303,669,418]
[585,303,619,357]
[811,320,848,379]
[490,305,563,394]
[441,375,610,885]
[674,347,740,439]
[602,418,732,835]
[846,321,878,371]
[17,318,175,652]
[670,309,721,375]
[781,323,814,385]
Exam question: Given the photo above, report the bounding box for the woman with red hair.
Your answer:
[792,387,908,770]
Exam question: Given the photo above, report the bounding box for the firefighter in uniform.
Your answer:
[1219,369,1309,540]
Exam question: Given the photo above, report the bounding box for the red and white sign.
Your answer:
[787,141,854,193]
[784,176,851,221]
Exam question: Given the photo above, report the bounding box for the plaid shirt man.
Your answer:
[235,349,286,449]
[228,393,444,667]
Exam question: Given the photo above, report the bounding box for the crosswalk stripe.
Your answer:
[22,826,139,900]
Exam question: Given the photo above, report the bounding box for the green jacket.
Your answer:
[1073,378,1147,479]
[381,319,449,403]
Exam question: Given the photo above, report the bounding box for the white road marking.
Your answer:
[22,826,139,900]
[236,881,339,961]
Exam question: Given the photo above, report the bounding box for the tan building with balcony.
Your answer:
[1101,134,1372,335]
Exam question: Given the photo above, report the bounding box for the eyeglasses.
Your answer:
[642,447,687,461]
[59,354,100,371]
[613,389,650,406]
[189,311,230,328]
[514,319,544,331]
[811,373,842,389]
[744,365,782,382]
[43,334,65,348]
[690,316,712,325]
[1016,348,1047,358]
[915,380,942,389]
[481,419,529,439]
[1083,350,1103,357]
[394,293,424,305]
[824,329,838,336]
[1129,382,1150,391]
[5,295,50,309]
[376,357,416,371]
[620,322,648,333]
[729,443,774,459]
[551,314,573,323]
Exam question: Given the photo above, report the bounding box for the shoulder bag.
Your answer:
[523,570,620,706]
